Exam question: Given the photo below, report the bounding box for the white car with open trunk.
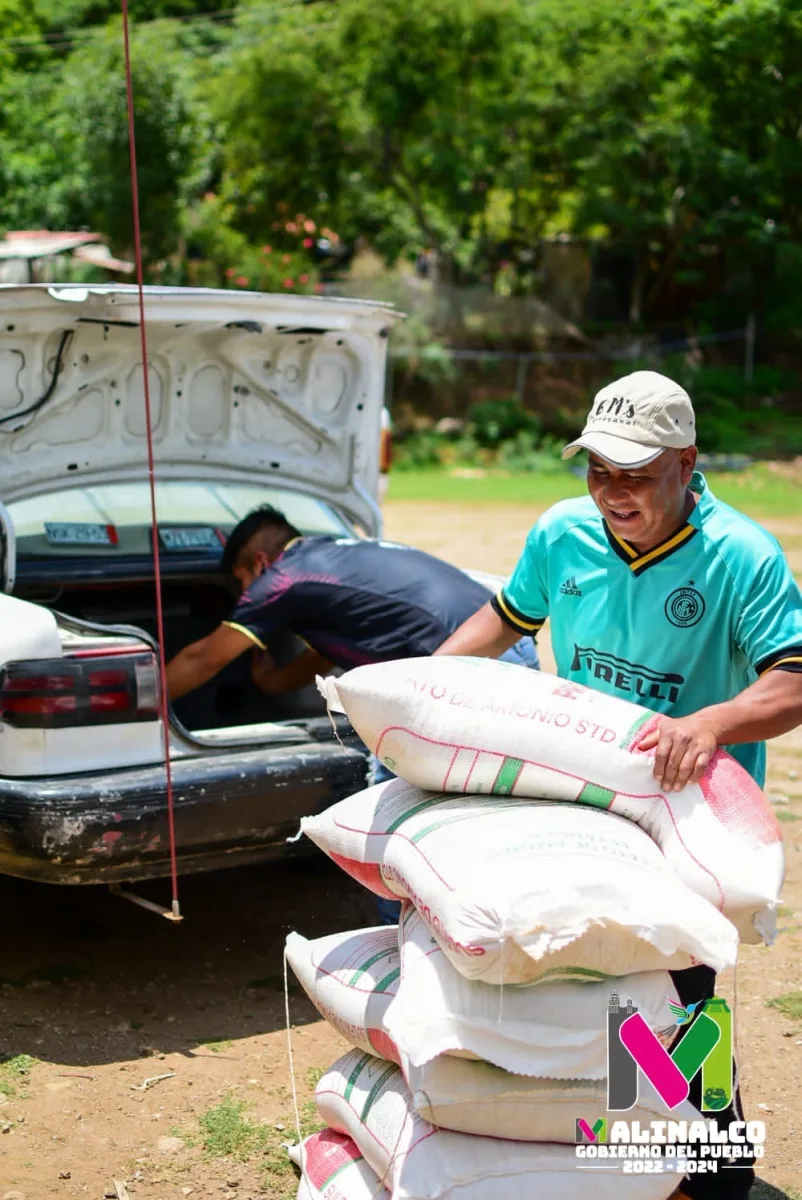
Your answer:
[0,283,401,884]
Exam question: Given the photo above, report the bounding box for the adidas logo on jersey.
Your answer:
[560,576,582,597]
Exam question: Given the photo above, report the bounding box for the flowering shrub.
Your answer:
[181,194,330,294]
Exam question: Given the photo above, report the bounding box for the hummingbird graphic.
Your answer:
[667,999,702,1026]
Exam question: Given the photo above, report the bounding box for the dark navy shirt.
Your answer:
[224,535,493,667]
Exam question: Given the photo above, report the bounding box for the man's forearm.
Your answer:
[165,644,222,700]
[435,602,521,658]
[165,624,254,701]
[252,649,333,695]
[694,671,802,745]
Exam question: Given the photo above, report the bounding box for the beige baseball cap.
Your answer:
[562,370,696,468]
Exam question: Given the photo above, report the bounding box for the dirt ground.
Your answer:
[0,499,800,1200]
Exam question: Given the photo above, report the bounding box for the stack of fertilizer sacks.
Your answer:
[284,657,783,1200]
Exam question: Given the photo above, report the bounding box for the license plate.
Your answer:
[45,522,116,546]
[159,526,222,551]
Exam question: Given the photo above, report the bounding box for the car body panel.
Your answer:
[0,285,422,885]
[0,284,401,536]
[0,737,368,884]
[0,592,61,660]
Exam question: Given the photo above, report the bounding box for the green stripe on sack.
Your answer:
[320,1152,365,1189]
[620,710,653,749]
[386,796,448,835]
[344,1053,372,1103]
[374,967,401,994]
[360,1062,399,1122]
[410,802,521,844]
[578,782,615,809]
[532,966,613,982]
[493,757,524,795]
[348,949,396,987]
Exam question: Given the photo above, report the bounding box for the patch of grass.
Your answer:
[386,468,583,508]
[197,1095,271,1160]
[261,1102,323,1191]
[385,464,802,518]
[192,1092,322,1194]
[300,1099,324,1138]
[777,905,795,918]
[0,1054,38,1098]
[752,1182,802,1200]
[766,991,802,1021]
[261,1148,297,1186]
[306,1066,325,1089]
[200,1039,233,1054]
[776,809,801,821]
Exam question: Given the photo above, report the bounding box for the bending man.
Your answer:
[166,505,537,702]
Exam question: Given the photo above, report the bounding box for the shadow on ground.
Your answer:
[0,854,377,1068]
[752,1181,799,1200]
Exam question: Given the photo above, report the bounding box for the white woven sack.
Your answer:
[290,1129,389,1199]
[318,657,783,942]
[286,917,679,1079]
[387,905,678,1077]
[316,1049,685,1200]
[286,927,401,1064]
[403,1054,698,1141]
[301,780,739,985]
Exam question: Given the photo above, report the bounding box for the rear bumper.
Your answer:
[0,739,368,884]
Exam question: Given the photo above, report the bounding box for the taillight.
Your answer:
[0,652,161,729]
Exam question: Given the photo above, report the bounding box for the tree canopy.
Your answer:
[0,0,800,326]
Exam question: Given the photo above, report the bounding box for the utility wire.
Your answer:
[0,0,325,53]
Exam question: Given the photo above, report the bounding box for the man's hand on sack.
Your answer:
[638,714,719,792]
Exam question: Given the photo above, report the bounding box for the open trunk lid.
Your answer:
[0,285,401,535]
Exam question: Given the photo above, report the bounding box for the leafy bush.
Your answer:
[393,422,573,473]
[497,432,568,473]
[393,431,446,471]
[466,397,542,449]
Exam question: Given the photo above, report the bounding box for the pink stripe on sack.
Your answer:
[317,1087,439,1155]
[303,1129,364,1190]
[463,750,481,792]
[698,755,780,846]
[442,746,460,790]
[308,962,397,996]
[629,720,780,845]
[368,1029,401,1063]
[373,724,728,911]
[329,854,398,900]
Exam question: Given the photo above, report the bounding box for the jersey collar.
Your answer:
[603,471,711,577]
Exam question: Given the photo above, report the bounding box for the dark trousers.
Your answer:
[669,966,755,1198]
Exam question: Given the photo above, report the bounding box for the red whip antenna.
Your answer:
[119,0,181,921]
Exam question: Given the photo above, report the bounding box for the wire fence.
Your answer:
[389,321,757,406]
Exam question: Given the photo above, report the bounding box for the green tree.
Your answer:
[560,0,802,324]
[209,0,574,287]
[46,25,196,260]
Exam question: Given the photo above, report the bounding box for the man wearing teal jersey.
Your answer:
[437,369,802,791]
[436,369,802,1199]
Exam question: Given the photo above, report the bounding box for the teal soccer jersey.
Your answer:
[492,472,802,785]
